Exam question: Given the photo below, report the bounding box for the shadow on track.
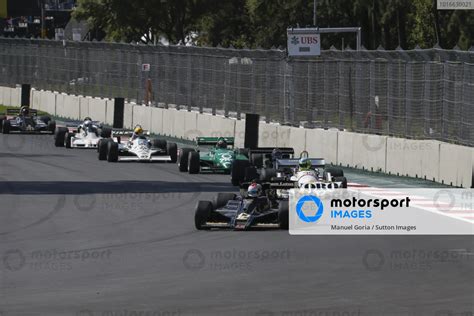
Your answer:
[0,180,237,195]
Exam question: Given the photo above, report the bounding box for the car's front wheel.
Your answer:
[98,139,109,160]
[167,142,178,163]
[188,151,200,174]
[195,201,213,230]
[178,148,194,172]
[2,120,11,134]
[54,127,67,147]
[278,200,289,229]
[107,141,119,162]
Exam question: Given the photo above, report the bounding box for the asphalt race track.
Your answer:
[0,134,473,316]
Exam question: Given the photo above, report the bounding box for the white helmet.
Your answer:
[297,173,318,189]
[247,182,262,197]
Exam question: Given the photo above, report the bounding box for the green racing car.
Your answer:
[177,137,249,175]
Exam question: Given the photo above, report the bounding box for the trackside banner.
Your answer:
[289,188,474,235]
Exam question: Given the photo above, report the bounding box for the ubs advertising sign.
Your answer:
[287,28,321,56]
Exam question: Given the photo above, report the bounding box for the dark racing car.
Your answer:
[0,107,56,134]
[194,182,289,230]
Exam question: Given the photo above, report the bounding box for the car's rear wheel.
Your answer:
[2,120,10,134]
[47,120,56,134]
[166,142,178,163]
[39,116,51,125]
[65,132,74,148]
[54,127,67,147]
[178,148,194,172]
[195,201,213,230]
[107,141,119,162]
[260,168,277,182]
[100,127,112,138]
[278,200,289,229]
[324,167,344,179]
[188,151,200,174]
[98,139,109,160]
[251,153,264,168]
[152,139,167,150]
[334,176,348,188]
[231,159,251,186]
[213,193,236,209]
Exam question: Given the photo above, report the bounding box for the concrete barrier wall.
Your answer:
[3,87,12,107]
[57,94,81,119]
[439,143,473,187]
[123,102,134,129]
[258,122,278,147]
[352,133,387,172]
[105,99,115,125]
[305,129,338,164]
[132,105,152,131]
[40,90,56,115]
[88,97,107,123]
[13,87,474,188]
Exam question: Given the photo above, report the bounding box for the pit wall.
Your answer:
[1,86,471,188]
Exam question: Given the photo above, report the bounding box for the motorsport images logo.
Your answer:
[296,195,324,223]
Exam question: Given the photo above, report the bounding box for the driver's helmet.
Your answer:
[247,182,262,198]
[216,138,227,149]
[84,117,92,121]
[20,106,29,116]
[272,148,282,160]
[134,125,143,136]
[298,174,318,189]
[83,119,92,129]
[299,157,312,171]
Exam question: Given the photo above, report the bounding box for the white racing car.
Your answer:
[54,118,113,148]
[97,134,178,163]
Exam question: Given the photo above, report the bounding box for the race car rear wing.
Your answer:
[112,129,150,136]
[275,158,326,169]
[4,108,38,116]
[248,147,294,160]
[197,137,234,146]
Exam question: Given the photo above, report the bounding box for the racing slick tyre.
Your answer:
[65,132,74,148]
[260,168,277,182]
[188,151,200,174]
[178,148,194,172]
[231,159,251,186]
[47,120,56,134]
[251,154,264,168]
[334,176,348,188]
[98,139,110,160]
[324,167,344,179]
[237,148,250,158]
[166,142,178,163]
[278,200,289,229]
[213,193,236,209]
[0,116,4,130]
[2,119,11,134]
[195,201,213,230]
[39,116,51,124]
[100,127,112,138]
[54,127,67,147]
[107,141,119,162]
[151,139,167,150]
[244,166,259,182]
